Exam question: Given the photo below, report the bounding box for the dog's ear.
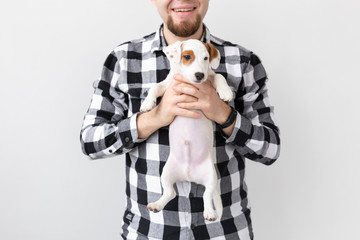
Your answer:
[203,43,221,69]
[163,41,183,65]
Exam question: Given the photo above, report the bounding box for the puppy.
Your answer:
[140,39,233,221]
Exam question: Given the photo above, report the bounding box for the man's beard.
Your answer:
[167,14,202,38]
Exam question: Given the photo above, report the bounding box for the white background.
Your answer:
[1,0,360,239]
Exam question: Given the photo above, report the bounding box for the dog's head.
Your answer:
[163,39,221,84]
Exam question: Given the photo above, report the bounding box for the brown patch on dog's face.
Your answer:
[181,50,195,66]
[203,43,218,63]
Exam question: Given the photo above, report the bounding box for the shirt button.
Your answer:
[125,137,130,143]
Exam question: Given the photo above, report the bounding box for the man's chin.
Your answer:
[167,15,202,38]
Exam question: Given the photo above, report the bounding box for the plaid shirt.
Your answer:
[80,25,280,240]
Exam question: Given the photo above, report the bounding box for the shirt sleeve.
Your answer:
[80,51,144,159]
[224,52,281,165]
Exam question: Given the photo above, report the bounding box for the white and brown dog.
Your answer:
[140,39,233,221]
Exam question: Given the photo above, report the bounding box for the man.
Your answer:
[80,0,281,239]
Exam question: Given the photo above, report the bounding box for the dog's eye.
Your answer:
[183,55,192,61]
[204,57,208,61]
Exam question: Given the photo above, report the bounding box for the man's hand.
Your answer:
[137,75,200,139]
[153,77,201,127]
[173,74,232,125]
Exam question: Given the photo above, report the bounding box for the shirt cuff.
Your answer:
[224,112,253,146]
[116,113,146,150]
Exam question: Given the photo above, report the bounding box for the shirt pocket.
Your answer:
[126,86,151,115]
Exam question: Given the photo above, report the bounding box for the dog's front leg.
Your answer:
[210,73,233,102]
[140,78,170,112]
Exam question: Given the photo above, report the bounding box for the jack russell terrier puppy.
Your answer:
[140,39,233,221]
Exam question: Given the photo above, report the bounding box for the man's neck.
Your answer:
[163,24,204,45]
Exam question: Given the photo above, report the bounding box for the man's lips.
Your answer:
[172,7,196,12]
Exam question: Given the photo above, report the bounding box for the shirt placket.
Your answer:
[175,182,192,227]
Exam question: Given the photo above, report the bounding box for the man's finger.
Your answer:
[173,85,199,97]
[176,102,199,110]
[176,94,198,103]
[174,108,201,119]
[173,74,186,82]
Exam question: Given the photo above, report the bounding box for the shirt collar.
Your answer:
[150,24,211,53]
[202,24,211,43]
[150,25,167,53]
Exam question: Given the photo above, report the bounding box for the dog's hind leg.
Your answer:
[147,153,177,213]
[198,158,222,222]
[212,187,223,220]
[147,180,176,213]
[203,175,219,221]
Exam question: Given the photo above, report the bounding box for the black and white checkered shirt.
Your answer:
[80,25,280,240]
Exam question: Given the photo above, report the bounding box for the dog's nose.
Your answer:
[195,72,204,81]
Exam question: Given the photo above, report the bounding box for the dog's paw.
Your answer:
[218,86,233,102]
[140,98,156,112]
[204,208,217,222]
[147,202,163,213]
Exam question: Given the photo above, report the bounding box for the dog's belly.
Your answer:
[169,111,214,166]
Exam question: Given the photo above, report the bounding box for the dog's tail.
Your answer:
[213,188,223,220]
